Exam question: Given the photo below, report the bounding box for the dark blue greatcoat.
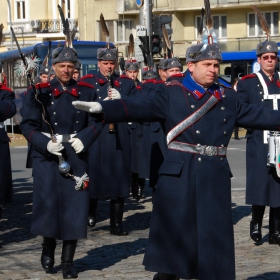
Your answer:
[129,80,148,177]
[237,70,280,207]
[20,77,103,240]
[98,71,280,280]
[20,91,33,168]
[130,79,155,179]
[80,72,136,198]
[0,84,16,205]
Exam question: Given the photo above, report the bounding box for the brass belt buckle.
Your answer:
[205,146,217,156]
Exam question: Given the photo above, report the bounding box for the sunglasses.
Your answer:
[262,55,277,61]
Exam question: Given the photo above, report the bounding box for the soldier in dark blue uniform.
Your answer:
[0,83,16,220]
[157,59,166,81]
[48,68,56,81]
[39,65,50,83]
[124,59,146,199]
[20,46,103,278]
[148,58,183,193]
[139,68,166,194]
[80,47,136,235]
[237,40,280,245]
[72,60,81,81]
[73,41,280,280]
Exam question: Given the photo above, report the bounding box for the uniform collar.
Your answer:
[51,77,79,97]
[182,71,222,100]
[259,69,280,87]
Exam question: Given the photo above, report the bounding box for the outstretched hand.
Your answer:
[72,101,103,113]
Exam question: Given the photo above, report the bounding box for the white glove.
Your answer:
[72,101,103,113]
[108,88,121,100]
[69,138,84,153]
[47,140,64,156]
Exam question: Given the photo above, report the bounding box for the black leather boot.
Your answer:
[250,205,265,244]
[136,177,146,200]
[41,237,56,271]
[88,198,98,227]
[61,240,78,279]
[153,272,180,280]
[110,197,128,236]
[131,172,138,198]
[268,207,280,245]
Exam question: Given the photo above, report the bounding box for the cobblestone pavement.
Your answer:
[1,141,280,279]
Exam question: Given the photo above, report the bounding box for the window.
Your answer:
[196,15,227,40]
[114,20,131,43]
[248,12,279,37]
[98,20,132,43]
[98,20,115,42]
[15,0,26,20]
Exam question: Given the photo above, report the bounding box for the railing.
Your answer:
[7,19,78,34]
[35,18,78,33]
[210,0,279,4]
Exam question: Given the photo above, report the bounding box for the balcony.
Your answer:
[8,19,78,34]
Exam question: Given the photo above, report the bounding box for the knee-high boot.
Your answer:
[88,198,98,227]
[136,177,146,200]
[110,197,128,236]
[268,207,280,245]
[153,272,180,280]
[250,205,265,244]
[41,237,56,271]
[61,240,78,279]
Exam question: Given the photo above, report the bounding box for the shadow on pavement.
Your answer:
[76,237,147,272]
[247,272,280,279]
[232,205,251,225]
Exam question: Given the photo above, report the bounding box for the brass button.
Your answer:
[221,107,225,110]
[198,158,202,162]
[224,131,227,135]
[224,119,227,123]
[77,111,80,114]
[76,121,79,124]
[191,105,195,108]
[53,112,56,115]
[196,130,200,134]
[54,123,57,126]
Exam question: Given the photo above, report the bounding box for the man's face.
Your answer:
[158,69,166,81]
[164,67,181,79]
[52,62,75,85]
[257,52,277,75]
[40,74,48,83]
[188,60,219,88]
[73,69,80,81]
[125,70,138,81]
[98,60,116,76]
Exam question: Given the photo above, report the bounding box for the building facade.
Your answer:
[0,0,78,52]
